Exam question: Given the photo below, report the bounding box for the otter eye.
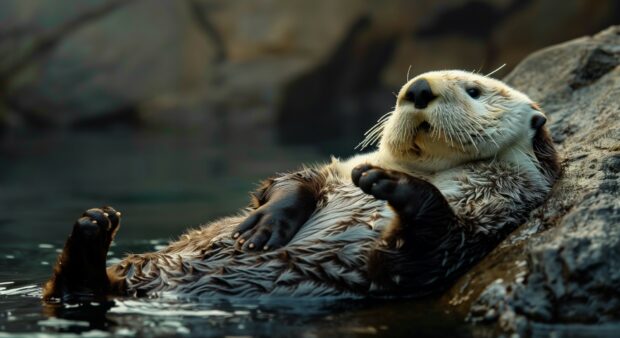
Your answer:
[466,87,481,99]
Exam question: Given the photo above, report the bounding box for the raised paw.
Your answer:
[352,163,450,214]
[79,207,122,252]
[352,164,416,208]
[353,164,456,252]
[43,206,122,302]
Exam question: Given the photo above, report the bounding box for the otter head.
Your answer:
[364,70,556,175]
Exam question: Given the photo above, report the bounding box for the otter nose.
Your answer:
[403,79,436,109]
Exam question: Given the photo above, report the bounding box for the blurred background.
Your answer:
[1,0,619,243]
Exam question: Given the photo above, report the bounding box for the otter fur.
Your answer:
[43,70,560,302]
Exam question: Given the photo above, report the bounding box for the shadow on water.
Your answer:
[1,131,618,337]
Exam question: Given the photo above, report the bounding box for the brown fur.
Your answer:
[533,126,561,184]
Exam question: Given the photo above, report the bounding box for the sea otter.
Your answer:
[43,70,560,302]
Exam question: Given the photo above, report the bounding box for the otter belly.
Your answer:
[121,181,393,299]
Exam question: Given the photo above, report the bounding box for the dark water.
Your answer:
[2,131,615,337]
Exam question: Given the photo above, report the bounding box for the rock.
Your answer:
[442,26,620,332]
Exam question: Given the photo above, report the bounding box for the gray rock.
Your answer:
[445,26,620,332]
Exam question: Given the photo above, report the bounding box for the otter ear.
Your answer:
[529,103,547,130]
[531,113,547,130]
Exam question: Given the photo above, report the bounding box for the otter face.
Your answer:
[371,70,547,170]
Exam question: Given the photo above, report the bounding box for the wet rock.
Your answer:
[443,26,620,332]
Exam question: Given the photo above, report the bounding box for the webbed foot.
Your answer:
[43,206,121,302]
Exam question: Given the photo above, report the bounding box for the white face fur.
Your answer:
[364,70,547,172]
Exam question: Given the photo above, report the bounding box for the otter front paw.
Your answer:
[352,164,455,250]
[351,164,425,209]
[232,206,303,252]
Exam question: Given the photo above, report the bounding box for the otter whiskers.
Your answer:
[356,111,393,150]
[485,64,506,77]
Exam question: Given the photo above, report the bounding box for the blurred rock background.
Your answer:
[1,0,619,147]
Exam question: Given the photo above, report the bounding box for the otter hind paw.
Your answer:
[43,206,122,302]
[78,206,121,257]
